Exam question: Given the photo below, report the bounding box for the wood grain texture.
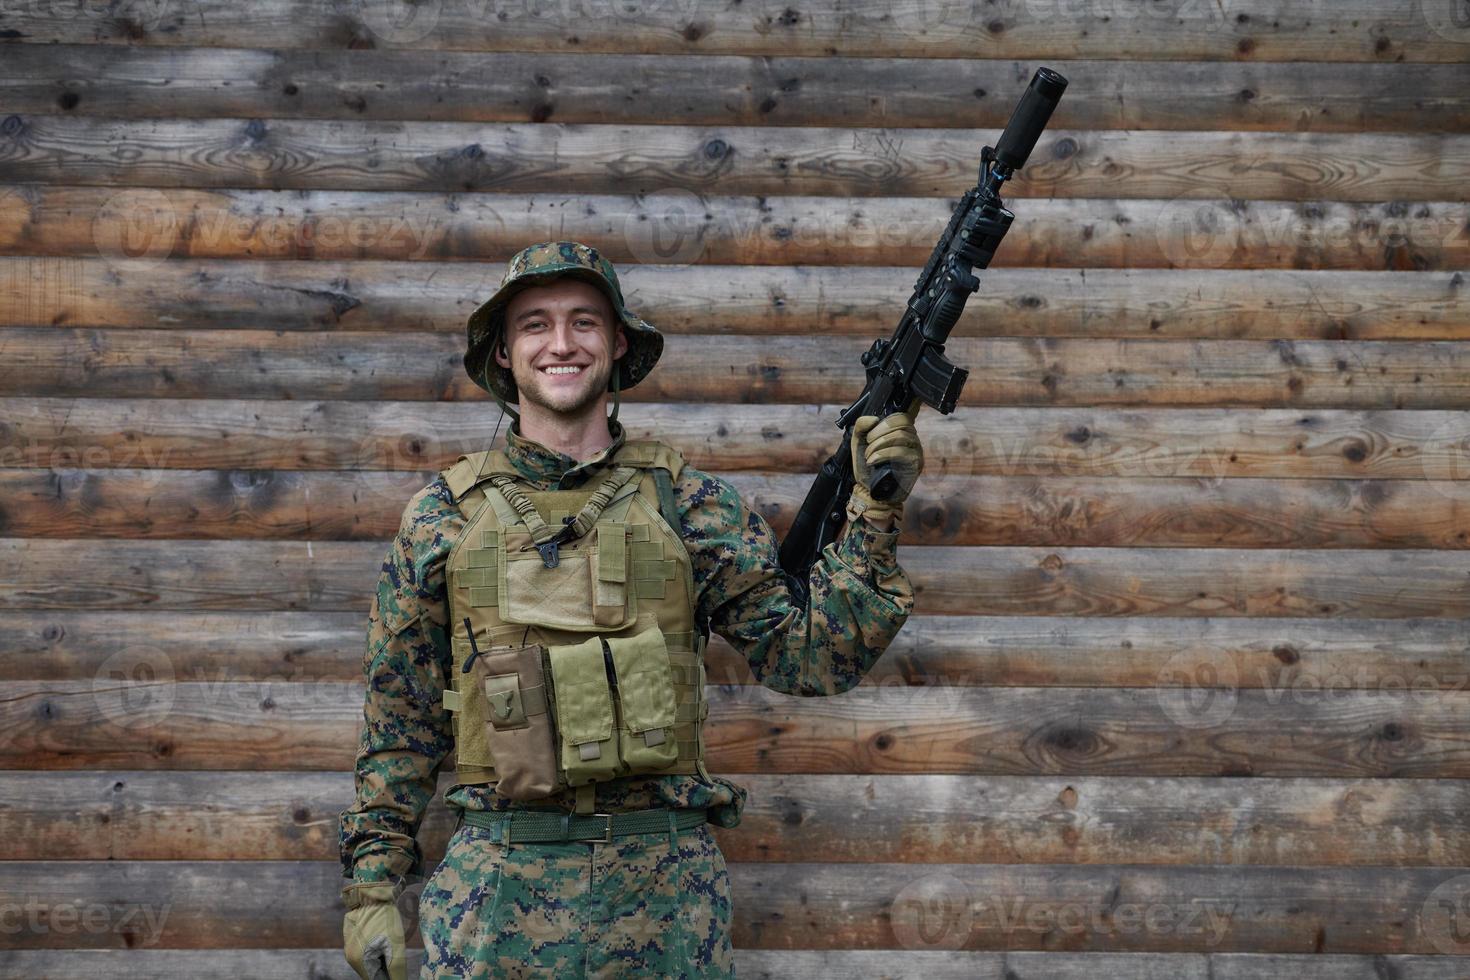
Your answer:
[6,328,1469,408]
[1,3,1466,973]
[5,47,1470,132]
[1,0,1464,61]
[3,467,1468,549]
[4,398,1466,479]
[6,678,1470,776]
[2,539,1468,616]
[1,859,1467,952]
[5,185,1467,269]
[3,257,1466,340]
[4,949,1470,980]
[7,770,1467,866]
[7,611,1469,698]
[6,115,1469,202]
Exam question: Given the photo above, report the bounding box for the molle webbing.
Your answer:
[448,644,707,785]
[439,439,703,793]
[456,522,676,611]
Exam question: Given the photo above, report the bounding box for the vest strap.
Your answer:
[488,465,639,545]
[652,467,680,532]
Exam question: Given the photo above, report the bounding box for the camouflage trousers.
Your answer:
[418,816,737,978]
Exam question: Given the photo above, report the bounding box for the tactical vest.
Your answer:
[438,439,710,812]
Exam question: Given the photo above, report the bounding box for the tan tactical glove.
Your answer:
[343,881,407,980]
[848,397,924,527]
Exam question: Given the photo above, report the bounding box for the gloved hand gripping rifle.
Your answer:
[777,67,1069,583]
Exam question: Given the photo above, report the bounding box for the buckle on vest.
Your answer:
[535,517,578,569]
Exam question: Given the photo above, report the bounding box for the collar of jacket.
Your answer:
[502,417,628,489]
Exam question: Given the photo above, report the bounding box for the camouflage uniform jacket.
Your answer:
[339,418,915,883]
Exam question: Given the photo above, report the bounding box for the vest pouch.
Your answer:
[545,635,622,786]
[607,626,680,772]
[500,525,634,632]
[464,644,561,801]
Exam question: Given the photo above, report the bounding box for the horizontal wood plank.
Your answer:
[2,539,1468,616]
[6,949,1470,980]
[5,186,1467,269]
[7,611,1468,694]
[5,48,1469,132]
[3,258,1465,340]
[0,860,1466,952]
[6,328,1469,408]
[2,399,1466,479]
[13,949,1470,980]
[4,949,1470,980]
[6,679,1470,776]
[4,467,1469,549]
[1,0,1463,62]
[7,770,1467,867]
[6,116,1469,202]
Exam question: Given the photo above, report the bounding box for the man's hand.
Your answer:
[343,882,408,980]
[848,397,924,528]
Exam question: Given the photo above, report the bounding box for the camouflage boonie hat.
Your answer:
[464,241,663,403]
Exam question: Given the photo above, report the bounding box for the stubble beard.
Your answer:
[516,358,613,418]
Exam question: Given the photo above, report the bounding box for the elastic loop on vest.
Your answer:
[488,465,639,547]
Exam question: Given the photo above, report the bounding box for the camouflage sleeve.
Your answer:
[678,466,915,696]
[338,479,459,883]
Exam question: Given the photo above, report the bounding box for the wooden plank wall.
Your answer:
[1,1,1468,976]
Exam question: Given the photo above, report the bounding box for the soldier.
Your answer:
[339,241,924,979]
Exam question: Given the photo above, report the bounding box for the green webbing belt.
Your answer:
[462,806,707,843]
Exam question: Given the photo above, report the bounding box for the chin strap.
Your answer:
[608,361,622,423]
[486,349,522,423]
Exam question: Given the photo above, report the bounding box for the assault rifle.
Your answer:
[778,67,1068,582]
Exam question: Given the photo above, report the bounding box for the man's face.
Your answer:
[495,278,629,416]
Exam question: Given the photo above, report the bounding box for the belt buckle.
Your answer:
[592,812,614,843]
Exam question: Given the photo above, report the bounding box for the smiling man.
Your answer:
[339,241,924,978]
